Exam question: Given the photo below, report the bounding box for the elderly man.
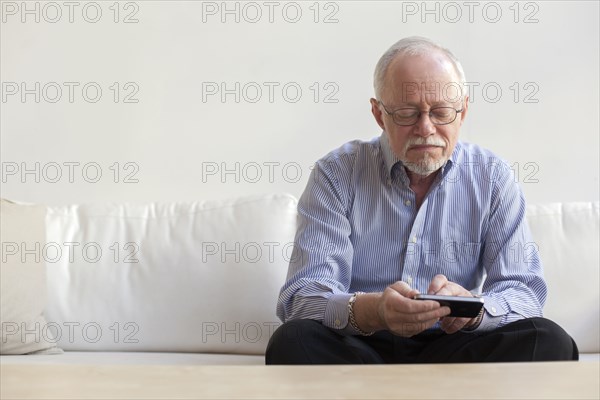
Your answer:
[266,37,577,364]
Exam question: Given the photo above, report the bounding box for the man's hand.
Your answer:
[427,274,479,334]
[374,281,450,337]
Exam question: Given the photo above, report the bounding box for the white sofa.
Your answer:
[1,194,598,364]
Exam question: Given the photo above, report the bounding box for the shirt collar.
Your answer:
[380,131,402,177]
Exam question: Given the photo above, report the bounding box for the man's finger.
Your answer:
[434,284,455,296]
[428,274,448,294]
[442,317,470,334]
[390,280,419,298]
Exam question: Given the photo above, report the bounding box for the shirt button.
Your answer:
[491,307,497,313]
[405,200,411,206]
[411,236,417,243]
[406,276,413,286]
[335,319,341,327]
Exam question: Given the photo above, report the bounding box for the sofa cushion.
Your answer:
[526,202,599,354]
[0,199,61,354]
[43,194,297,355]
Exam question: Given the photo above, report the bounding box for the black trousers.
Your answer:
[265,318,578,364]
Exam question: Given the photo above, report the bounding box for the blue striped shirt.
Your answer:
[277,133,546,334]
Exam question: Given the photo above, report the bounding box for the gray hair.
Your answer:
[373,36,466,100]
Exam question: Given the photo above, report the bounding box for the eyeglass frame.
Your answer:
[377,100,464,126]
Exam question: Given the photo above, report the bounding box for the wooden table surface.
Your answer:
[1,362,598,399]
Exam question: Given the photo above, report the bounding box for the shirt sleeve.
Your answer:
[276,157,362,335]
[471,163,547,332]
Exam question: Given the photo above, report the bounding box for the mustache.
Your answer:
[404,137,446,150]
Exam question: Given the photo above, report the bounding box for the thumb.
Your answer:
[389,280,420,299]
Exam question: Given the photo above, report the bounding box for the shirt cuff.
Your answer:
[323,292,359,335]
[469,296,507,332]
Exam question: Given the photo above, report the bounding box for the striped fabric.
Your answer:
[277,133,547,334]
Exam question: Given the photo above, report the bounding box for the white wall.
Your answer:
[1,1,598,206]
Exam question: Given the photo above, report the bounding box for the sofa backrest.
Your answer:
[526,202,599,354]
[43,194,298,355]
[9,196,597,355]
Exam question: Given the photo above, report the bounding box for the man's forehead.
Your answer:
[383,52,462,103]
[386,81,462,100]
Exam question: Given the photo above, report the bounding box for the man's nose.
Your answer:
[413,112,436,136]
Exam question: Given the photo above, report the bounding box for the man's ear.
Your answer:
[458,95,469,125]
[370,98,386,130]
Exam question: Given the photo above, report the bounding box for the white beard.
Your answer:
[400,135,449,176]
[402,151,448,176]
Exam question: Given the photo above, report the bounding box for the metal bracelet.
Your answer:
[348,291,375,336]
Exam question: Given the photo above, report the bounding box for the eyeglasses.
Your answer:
[378,101,463,126]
